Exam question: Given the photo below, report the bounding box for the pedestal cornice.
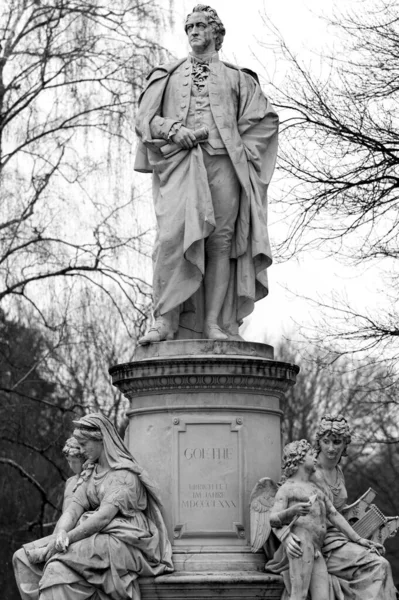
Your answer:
[109,340,299,400]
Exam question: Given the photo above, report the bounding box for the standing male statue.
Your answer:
[135,4,278,343]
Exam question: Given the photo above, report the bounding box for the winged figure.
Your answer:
[249,477,279,552]
[250,441,388,600]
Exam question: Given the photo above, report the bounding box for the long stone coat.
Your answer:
[135,55,279,337]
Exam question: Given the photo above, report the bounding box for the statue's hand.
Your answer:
[291,501,312,517]
[285,533,303,558]
[170,126,197,149]
[357,537,385,555]
[43,539,58,562]
[55,529,69,553]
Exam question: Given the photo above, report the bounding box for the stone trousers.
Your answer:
[201,149,240,258]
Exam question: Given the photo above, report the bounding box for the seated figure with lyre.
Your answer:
[250,439,383,600]
[251,415,398,600]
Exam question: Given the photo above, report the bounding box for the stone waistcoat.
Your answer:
[159,54,241,157]
[185,76,227,155]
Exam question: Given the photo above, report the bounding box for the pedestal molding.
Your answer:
[110,358,299,398]
[131,339,274,361]
[110,357,298,377]
[126,405,284,418]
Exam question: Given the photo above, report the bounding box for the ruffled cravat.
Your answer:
[192,59,210,92]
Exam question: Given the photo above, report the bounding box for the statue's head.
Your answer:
[72,419,104,464]
[282,439,314,479]
[314,413,352,459]
[63,436,85,475]
[185,5,226,52]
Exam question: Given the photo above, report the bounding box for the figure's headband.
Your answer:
[72,418,102,441]
[317,414,351,438]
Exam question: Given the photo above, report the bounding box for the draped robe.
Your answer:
[13,414,173,600]
[135,56,279,336]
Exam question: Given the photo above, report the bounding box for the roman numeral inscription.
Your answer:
[182,498,237,509]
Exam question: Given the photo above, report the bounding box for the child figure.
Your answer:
[13,437,85,600]
[270,440,382,600]
[61,436,86,511]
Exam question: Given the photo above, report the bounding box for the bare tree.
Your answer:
[0,310,72,594]
[41,286,139,428]
[278,339,399,450]
[0,0,172,334]
[258,0,399,356]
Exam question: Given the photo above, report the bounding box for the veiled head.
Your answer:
[72,413,136,469]
[185,5,225,51]
[72,423,103,443]
[71,413,162,505]
[73,416,105,464]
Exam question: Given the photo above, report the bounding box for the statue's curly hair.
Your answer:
[62,436,85,459]
[282,439,312,480]
[314,414,352,458]
[185,5,226,51]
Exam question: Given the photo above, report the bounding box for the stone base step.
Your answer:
[139,571,284,599]
[172,549,266,572]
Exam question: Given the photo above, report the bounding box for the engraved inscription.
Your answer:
[183,447,233,460]
[177,422,240,534]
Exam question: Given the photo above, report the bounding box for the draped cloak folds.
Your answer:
[134,57,279,336]
[37,413,173,600]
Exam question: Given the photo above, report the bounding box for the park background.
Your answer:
[1,0,399,597]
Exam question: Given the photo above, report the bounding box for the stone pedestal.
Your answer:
[109,340,299,598]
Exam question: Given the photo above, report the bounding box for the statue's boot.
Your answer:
[203,321,228,341]
[138,317,174,345]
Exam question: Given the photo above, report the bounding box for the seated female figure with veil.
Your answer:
[13,413,173,600]
[13,437,85,599]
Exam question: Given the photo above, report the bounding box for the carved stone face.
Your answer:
[186,12,217,54]
[77,438,104,463]
[66,456,84,475]
[319,434,345,462]
[303,448,317,474]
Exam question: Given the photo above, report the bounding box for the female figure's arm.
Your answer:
[43,501,85,560]
[55,501,85,534]
[55,470,140,553]
[57,503,118,547]
[326,498,384,554]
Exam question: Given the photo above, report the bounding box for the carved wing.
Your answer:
[250,477,278,552]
